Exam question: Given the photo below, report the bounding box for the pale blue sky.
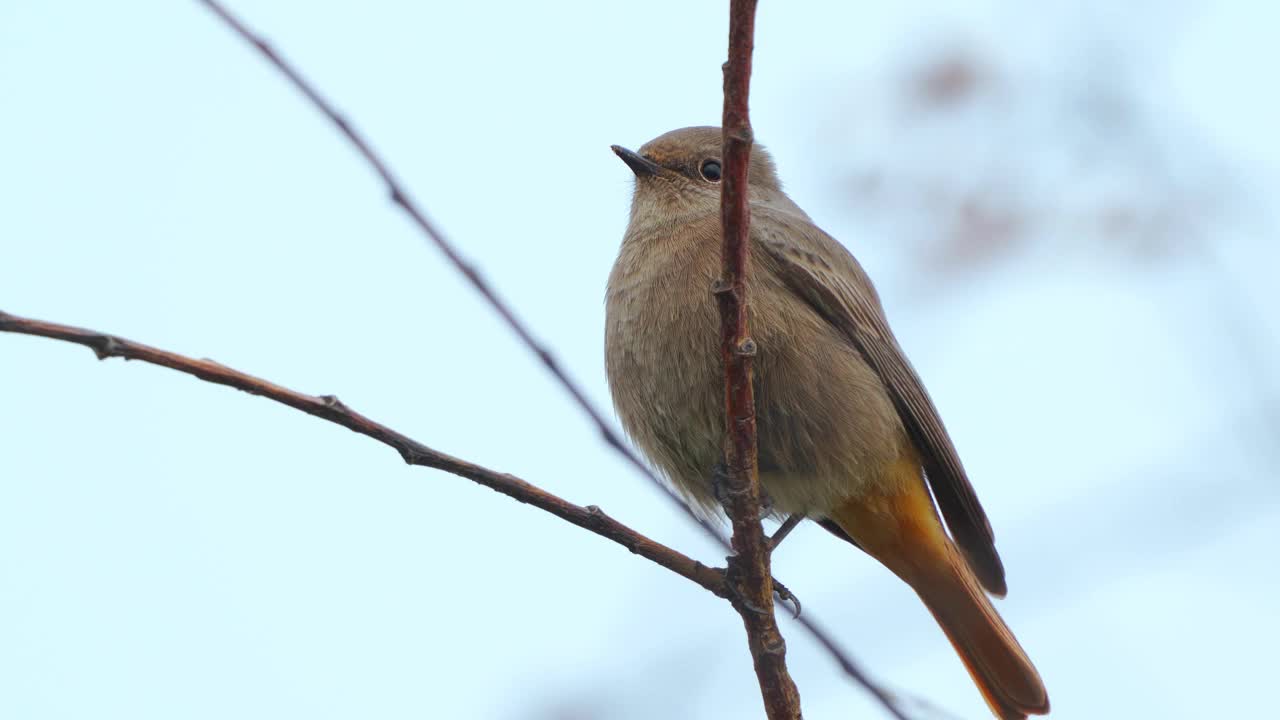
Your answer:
[3,2,1278,719]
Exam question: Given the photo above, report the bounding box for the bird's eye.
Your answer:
[699,159,722,182]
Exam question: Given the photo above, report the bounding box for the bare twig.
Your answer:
[792,614,910,720]
[714,2,804,718]
[193,0,727,552]
[0,310,729,600]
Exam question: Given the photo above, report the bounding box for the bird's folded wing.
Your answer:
[754,209,1007,596]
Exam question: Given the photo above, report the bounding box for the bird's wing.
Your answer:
[754,208,1007,596]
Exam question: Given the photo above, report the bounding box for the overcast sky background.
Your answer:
[3,2,1278,719]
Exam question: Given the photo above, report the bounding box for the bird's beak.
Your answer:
[611,145,662,177]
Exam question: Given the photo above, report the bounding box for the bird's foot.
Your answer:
[718,559,803,619]
[710,461,773,521]
[768,513,805,553]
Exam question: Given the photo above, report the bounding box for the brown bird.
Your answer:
[605,126,1049,719]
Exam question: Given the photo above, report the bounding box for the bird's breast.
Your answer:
[604,223,906,517]
[605,232,725,510]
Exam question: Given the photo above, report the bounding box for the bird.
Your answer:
[604,126,1049,719]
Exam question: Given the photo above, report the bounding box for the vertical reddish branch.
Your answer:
[716,1,803,718]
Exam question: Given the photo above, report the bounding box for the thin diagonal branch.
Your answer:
[792,614,910,720]
[715,2,803,719]
[194,0,727,551]
[0,310,728,599]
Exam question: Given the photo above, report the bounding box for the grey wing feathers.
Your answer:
[755,210,1007,596]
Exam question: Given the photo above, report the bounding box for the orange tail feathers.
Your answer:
[829,462,1049,719]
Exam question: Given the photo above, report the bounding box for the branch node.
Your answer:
[318,394,349,412]
[711,278,733,296]
[762,634,787,656]
[735,337,757,357]
[91,336,121,360]
[583,503,602,526]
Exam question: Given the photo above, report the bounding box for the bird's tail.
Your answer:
[828,458,1049,719]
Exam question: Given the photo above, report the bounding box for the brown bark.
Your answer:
[715,1,805,718]
[0,310,729,601]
